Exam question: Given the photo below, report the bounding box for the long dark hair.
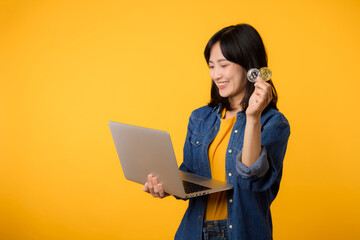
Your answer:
[204,24,278,112]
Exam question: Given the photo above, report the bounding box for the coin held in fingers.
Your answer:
[259,67,272,81]
[247,68,261,83]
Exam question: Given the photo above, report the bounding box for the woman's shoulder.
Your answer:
[190,105,218,118]
[261,108,290,129]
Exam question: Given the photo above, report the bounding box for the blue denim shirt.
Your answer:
[175,105,290,240]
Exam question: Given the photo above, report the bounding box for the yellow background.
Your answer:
[1,0,359,239]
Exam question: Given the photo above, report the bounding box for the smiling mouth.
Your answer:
[217,81,229,89]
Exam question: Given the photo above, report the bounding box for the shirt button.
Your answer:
[228,173,232,177]
[228,149,232,153]
[234,130,238,133]
[196,141,199,144]
[229,225,233,229]
[229,199,233,203]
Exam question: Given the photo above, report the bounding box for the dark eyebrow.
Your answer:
[208,59,228,64]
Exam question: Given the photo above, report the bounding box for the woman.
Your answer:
[143,24,290,240]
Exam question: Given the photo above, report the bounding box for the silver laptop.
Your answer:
[108,121,233,199]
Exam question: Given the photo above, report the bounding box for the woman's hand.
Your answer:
[242,77,271,167]
[246,77,273,119]
[142,174,170,199]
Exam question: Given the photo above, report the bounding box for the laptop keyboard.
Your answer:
[182,180,211,194]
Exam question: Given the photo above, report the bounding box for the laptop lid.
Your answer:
[109,121,187,197]
[108,121,233,199]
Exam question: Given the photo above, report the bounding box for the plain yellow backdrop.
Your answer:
[1,0,359,239]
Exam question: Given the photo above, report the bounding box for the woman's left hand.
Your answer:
[246,77,273,119]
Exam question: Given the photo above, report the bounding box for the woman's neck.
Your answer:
[224,106,242,119]
[224,95,244,119]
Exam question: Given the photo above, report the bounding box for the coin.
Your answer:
[259,67,272,81]
[247,68,261,83]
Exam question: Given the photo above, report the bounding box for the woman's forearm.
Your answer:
[241,116,262,167]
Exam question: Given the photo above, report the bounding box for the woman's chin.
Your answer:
[218,91,230,98]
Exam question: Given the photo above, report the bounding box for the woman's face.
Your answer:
[209,41,247,106]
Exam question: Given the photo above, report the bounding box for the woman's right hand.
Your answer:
[143,174,170,199]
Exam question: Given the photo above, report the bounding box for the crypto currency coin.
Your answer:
[259,67,272,81]
[247,68,261,83]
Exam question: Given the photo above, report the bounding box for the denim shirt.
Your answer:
[175,105,290,240]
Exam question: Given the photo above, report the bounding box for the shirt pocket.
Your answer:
[190,133,205,171]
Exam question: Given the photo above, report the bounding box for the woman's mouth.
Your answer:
[217,81,229,89]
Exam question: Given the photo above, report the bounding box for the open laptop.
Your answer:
[108,121,233,199]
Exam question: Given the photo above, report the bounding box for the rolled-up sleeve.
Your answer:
[235,114,290,193]
[236,147,269,178]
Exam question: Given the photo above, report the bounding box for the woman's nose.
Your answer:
[211,67,222,80]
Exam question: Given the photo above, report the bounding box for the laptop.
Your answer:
[108,121,233,199]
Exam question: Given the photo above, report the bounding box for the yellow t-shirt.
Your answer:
[205,110,236,221]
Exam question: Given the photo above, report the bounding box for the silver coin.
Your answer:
[247,68,261,83]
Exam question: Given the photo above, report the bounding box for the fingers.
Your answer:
[147,174,155,196]
[158,183,165,198]
[143,182,149,192]
[144,174,167,199]
[254,77,272,102]
[255,77,271,92]
[246,77,273,117]
[152,177,160,196]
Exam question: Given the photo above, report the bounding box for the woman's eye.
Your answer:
[209,66,214,69]
[221,65,228,68]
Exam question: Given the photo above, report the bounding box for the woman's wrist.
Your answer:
[245,114,261,125]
